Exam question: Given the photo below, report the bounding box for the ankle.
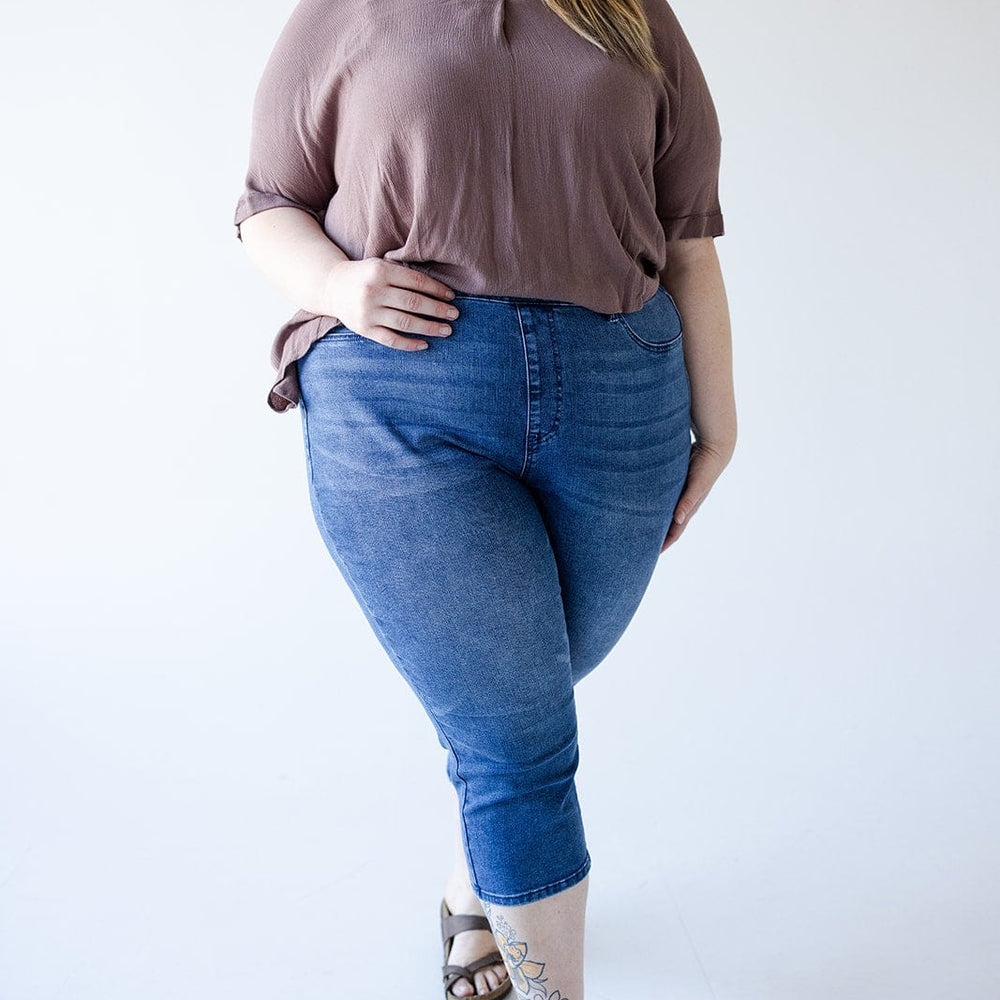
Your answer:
[444,870,482,912]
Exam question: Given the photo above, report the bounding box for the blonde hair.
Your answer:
[541,0,663,77]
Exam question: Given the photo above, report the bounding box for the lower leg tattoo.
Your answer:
[481,901,570,1000]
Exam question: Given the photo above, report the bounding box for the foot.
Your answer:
[443,875,510,998]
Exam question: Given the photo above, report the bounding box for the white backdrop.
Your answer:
[2,1,997,998]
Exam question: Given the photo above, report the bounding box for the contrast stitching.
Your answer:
[618,314,684,352]
[451,293,577,306]
[537,309,563,447]
[442,731,478,890]
[515,305,531,479]
[473,850,592,905]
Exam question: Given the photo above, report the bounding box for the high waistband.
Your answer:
[449,290,580,307]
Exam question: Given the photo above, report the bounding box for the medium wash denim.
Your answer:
[296,284,692,906]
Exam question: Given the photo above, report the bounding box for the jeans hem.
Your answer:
[471,850,592,906]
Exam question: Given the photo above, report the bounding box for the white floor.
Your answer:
[3,544,997,1000]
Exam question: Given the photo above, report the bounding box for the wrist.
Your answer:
[316,258,350,319]
[692,432,736,462]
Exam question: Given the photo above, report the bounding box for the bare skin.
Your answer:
[657,236,738,552]
[480,882,589,1000]
[237,208,736,999]
[236,206,461,347]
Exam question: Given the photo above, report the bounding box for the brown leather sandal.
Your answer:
[441,898,513,1000]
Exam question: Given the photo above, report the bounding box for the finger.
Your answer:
[672,494,696,526]
[661,492,700,552]
[376,303,455,339]
[384,284,460,324]
[661,519,685,552]
[673,456,718,527]
[381,260,457,304]
[359,326,430,351]
[675,470,713,521]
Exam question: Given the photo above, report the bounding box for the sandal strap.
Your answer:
[462,950,505,975]
[443,950,504,986]
[442,912,492,942]
[444,966,474,990]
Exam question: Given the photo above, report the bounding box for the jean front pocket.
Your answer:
[612,284,684,353]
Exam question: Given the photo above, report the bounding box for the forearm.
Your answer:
[659,246,737,455]
[237,206,348,316]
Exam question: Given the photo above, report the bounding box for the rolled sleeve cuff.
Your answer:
[659,211,725,241]
[234,189,326,242]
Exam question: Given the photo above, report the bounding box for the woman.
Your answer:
[233,0,736,995]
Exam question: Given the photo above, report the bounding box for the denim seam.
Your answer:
[317,328,358,340]
[451,293,577,306]
[441,732,478,890]
[515,306,532,479]
[299,398,480,891]
[472,849,592,906]
[536,309,563,448]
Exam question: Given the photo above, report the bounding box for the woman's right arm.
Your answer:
[234,0,457,348]
[237,206,349,318]
[238,206,460,349]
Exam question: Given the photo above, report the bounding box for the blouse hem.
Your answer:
[266,309,342,413]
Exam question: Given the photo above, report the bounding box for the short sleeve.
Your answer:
[648,1,725,240]
[233,0,340,242]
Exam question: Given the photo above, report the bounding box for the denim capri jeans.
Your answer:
[296,284,692,906]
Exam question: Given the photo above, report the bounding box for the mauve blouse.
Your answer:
[234,0,725,412]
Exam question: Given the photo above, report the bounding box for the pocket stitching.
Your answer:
[612,285,685,352]
[614,314,684,353]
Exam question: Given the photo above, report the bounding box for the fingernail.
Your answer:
[675,509,685,524]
